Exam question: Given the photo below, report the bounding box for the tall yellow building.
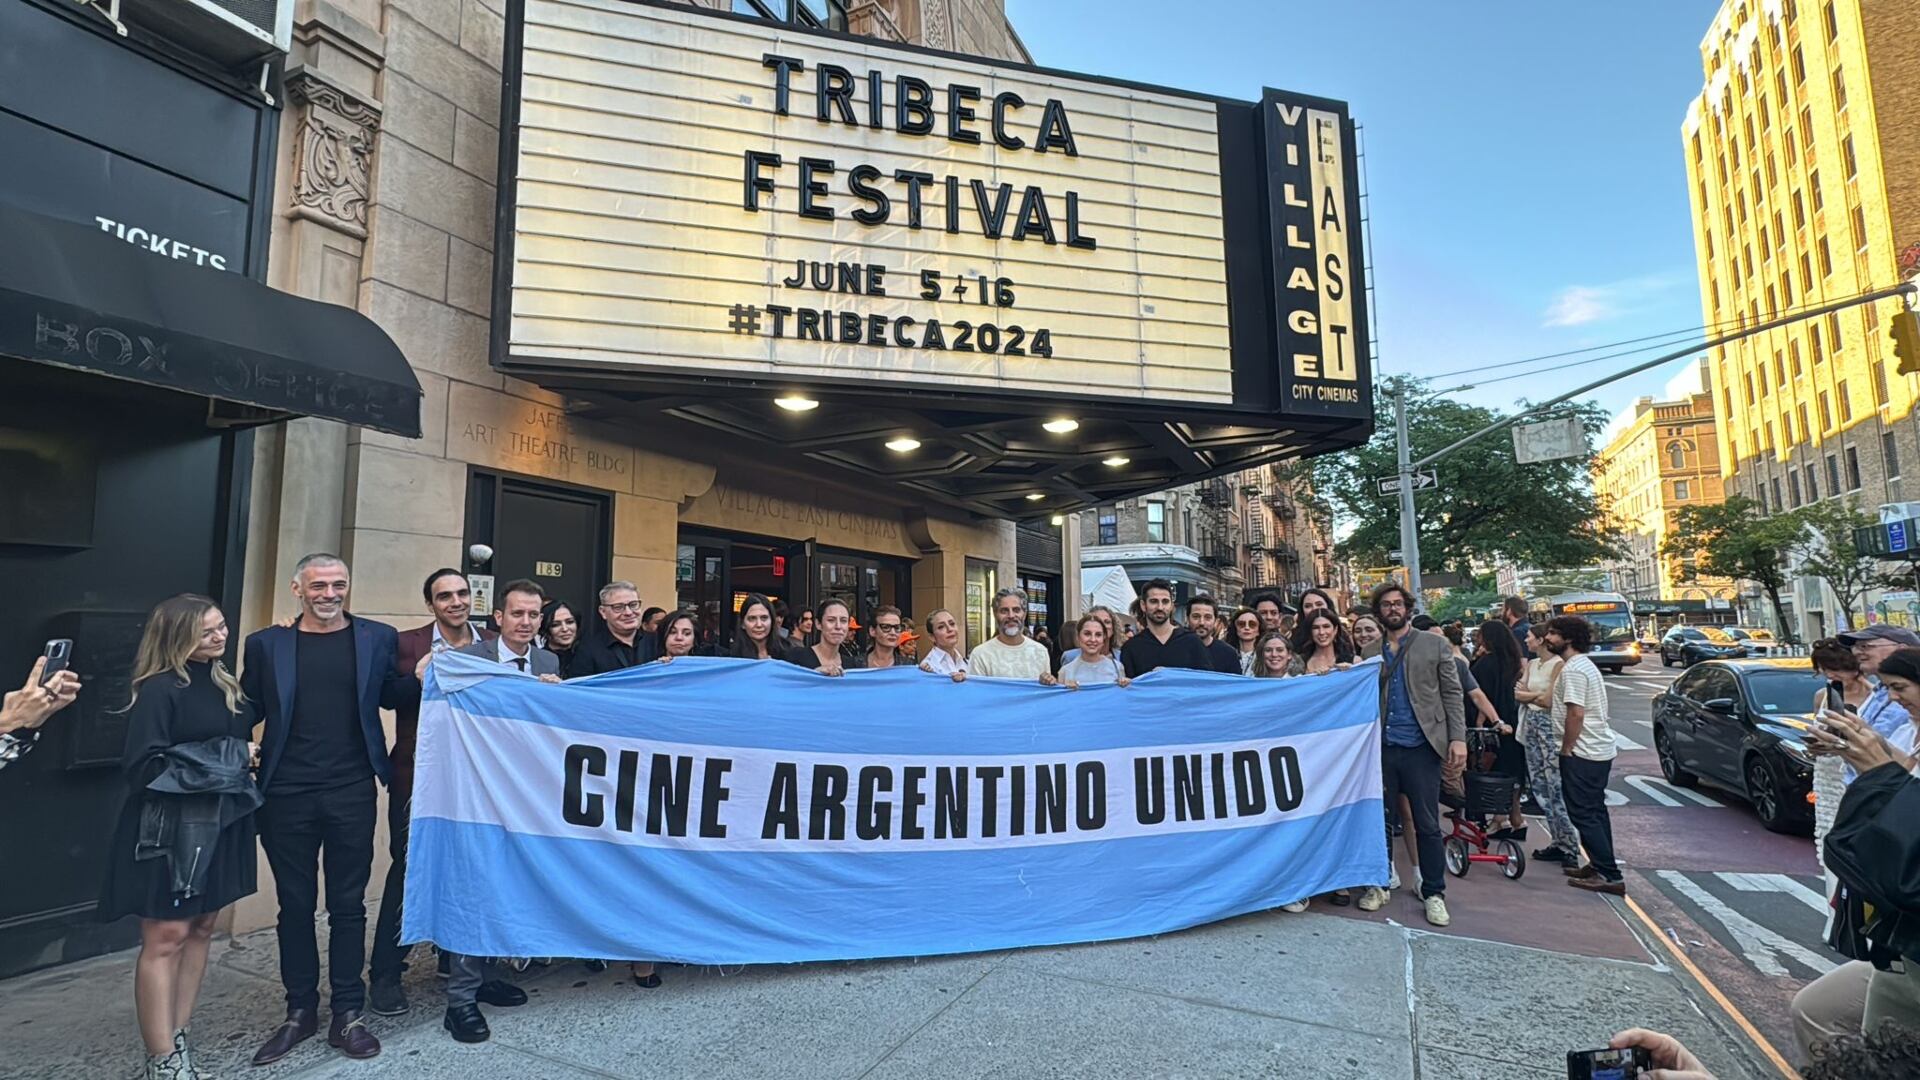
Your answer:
[1683,0,1920,636]
[1593,385,1735,603]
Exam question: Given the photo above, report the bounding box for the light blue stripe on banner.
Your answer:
[422,651,1380,756]
[403,799,1388,964]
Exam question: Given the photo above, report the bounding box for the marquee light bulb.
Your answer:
[775,395,819,412]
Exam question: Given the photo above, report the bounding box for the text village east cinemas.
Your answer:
[733,54,1096,357]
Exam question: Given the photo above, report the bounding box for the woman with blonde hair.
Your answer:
[918,608,968,680]
[100,595,261,1079]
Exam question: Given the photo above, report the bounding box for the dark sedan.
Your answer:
[1659,625,1747,667]
[1651,659,1822,833]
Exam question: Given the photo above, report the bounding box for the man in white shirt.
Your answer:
[1545,615,1624,895]
[967,588,1056,683]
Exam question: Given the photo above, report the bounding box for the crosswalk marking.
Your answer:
[1714,872,1829,914]
[1654,870,1836,978]
[1623,774,1725,807]
[1612,730,1646,751]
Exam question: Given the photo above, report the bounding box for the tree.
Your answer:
[1663,495,1801,639]
[1784,498,1893,630]
[1430,579,1499,623]
[1290,376,1618,573]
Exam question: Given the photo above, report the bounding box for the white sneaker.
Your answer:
[1281,900,1309,913]
[1423,895,1451,927]
[1356,886,1387,912]
[1387,865,1401,890]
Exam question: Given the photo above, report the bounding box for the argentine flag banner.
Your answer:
[405,651,1387,964]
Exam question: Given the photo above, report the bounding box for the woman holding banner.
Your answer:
[731,595,782,660]
[1229,608,1263,675]
[654,611,701,663]
[1058,613,1128,687]
[788,600,862,674]
[1253,632,1299,677]
[919,609,968,680]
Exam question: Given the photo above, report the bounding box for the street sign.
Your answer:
[1892,519,1910,554]
[1856,519,1920,557]
[1376,470,1438,495]
[1512,416,1587,464]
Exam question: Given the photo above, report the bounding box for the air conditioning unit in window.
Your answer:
[83,0,293,68]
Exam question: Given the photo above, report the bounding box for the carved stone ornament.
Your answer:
[285,69,381,239]
[918,0,950,48]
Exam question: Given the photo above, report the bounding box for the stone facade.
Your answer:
[232,0,1028,935]
[1591,383,1735,603]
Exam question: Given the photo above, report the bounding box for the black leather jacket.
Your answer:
[1826,761,1920,964]
[134,736,262,899]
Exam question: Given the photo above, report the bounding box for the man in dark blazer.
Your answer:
[243,552,413,1065]
[368,568,495,1018]
[428,578,554,1042]
[570,579,654,675]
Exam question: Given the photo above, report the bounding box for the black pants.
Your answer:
[369,786,412,985]
[259,778,377,1013]
[1381,741,1445,899]
[1559,754,1620,881]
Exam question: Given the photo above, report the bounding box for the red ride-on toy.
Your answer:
[1441,729,1526,880]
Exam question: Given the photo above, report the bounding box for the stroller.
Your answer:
[1440,727,1527,880]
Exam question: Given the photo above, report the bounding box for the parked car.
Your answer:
[1659,625,1747,667]
[1650,658,1821,832]
[1723,626,1787,657]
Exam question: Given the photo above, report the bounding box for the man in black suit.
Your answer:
[243,553,412,1065]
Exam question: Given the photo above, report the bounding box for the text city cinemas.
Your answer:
[741,55,1098,250]
[559,746,1307,841]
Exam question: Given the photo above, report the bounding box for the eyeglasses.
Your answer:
[1377,599,1408,610]
[875,623,903,632]
[603,601,642,613]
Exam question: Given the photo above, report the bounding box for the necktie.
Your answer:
[513,656,526,672]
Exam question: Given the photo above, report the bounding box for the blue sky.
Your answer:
[1005,0,1724,427]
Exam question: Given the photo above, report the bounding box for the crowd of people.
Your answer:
[4,555,1918,1078]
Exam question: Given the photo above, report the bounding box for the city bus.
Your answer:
[1529,591,1641,674]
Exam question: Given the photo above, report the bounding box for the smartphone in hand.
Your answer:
[1567,1046,1653,1079]
[40,639,73,687]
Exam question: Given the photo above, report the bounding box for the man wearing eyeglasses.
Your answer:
[570,581,651,676]
[865,605,908,668]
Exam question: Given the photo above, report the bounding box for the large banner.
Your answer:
[406,652,1386,964]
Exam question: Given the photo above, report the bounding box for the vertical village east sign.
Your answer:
[490,0,1373,514]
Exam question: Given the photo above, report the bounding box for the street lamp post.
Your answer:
[1394,384,1424,601]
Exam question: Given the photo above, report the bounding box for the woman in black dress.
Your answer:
[542,599,581,677]
[1470,618,1529,840]
[101,594,260,1080]
[732,594,782,660]
[787,599,863,674]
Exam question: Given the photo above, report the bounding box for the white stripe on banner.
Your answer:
[414,707,1382,854]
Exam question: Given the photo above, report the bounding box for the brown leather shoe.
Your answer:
[1568,875,1627,896]
[327,1010,381,1060]
[1563,863,1598,880]
[251,1008,317,1066]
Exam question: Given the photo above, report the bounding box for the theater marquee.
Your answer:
[494,0,1371,423]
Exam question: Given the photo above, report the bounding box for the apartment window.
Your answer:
[1885,430,1901,478]
[1832,69,1848,112]
[1766,421,1777,450]
[1839,379,1853,421]
[1146,500,1165,543]
[1790,470,1803,506]
[1097,508,1118,545]
[1819,236,1834,276]
[1843,135,1857,179]
[1675,480,1692,500]
[1824,0,1838,38]
[1791,340,1803,376]
[1852,205,1868,251]
[1797,403,1811,440]
[1792,45,1806,84]
[1745,372,1757,404]
[1772,476,1785,507]
[1773,210,1786,250]
[1800,252,1814,290]
[731,0,849,27]
[1774,350,1787,384]
[1827,454,1842,494]
[1846,446,1862,490]
[1792,189,1806,229]
[1811,168,1824,210]
[1806,465,1820,500]
[1669,442,1687,469]
[1875,362,1891,407]
[1819,390,1833,430]
[1812,321,1826,364]
[1829,312,1843,350]
[1775,67,1789,105]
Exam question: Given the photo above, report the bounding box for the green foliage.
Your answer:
[1430,580,1499,623]
[1783,497,1896,631]
[1295,376,1618,573]
[1663,494,1801,639]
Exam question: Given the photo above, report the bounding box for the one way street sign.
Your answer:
[1376,470,1438,496]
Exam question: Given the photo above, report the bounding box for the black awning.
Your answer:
[0,203,421,438]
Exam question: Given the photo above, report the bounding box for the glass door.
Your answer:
[677,532,802,652]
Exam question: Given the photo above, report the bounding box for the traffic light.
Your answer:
[1894,306,1920,376]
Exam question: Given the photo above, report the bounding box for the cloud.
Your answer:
[1541,270,1694,329]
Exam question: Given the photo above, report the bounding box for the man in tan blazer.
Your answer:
[1359,583,1465,927]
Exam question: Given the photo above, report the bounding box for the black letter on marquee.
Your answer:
[991,91,1026,150]
[1133,757,1166,825]
[647,753,693,836]
[1011,185,1057,244]
[892,316,917,346]
[1268,747,1304,811]
[866,69,885,128]
[893,169,933,229]
[1076,762,1107,831]
[1036,99,1078,155]
[896,74,934,134]
[562,744,606,828]
[933,766,969,839]
[1231,750,1267,816]
[856,765,894,840]
[698,757,732,839]
[743,150,782,212]
[971,180,1013,239]
[762,54,806,115]
[848,164,891,226]
[816,63,858,124]
[1065,192,1098,250]
[1323,252,1346,301]
[809,763,849,840]
[947,84,982,143]
[762,761,801,839]
[798,157,836,221]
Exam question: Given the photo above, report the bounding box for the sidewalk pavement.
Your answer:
[0,905,1777,1080]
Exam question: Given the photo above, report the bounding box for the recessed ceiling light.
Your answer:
[1025,492,1045,501]
[774,395,819,412]
[1049,514,1065,526]
[1102,455,1131,467]
[884,436,921,452]
[1042,418,1079,433]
